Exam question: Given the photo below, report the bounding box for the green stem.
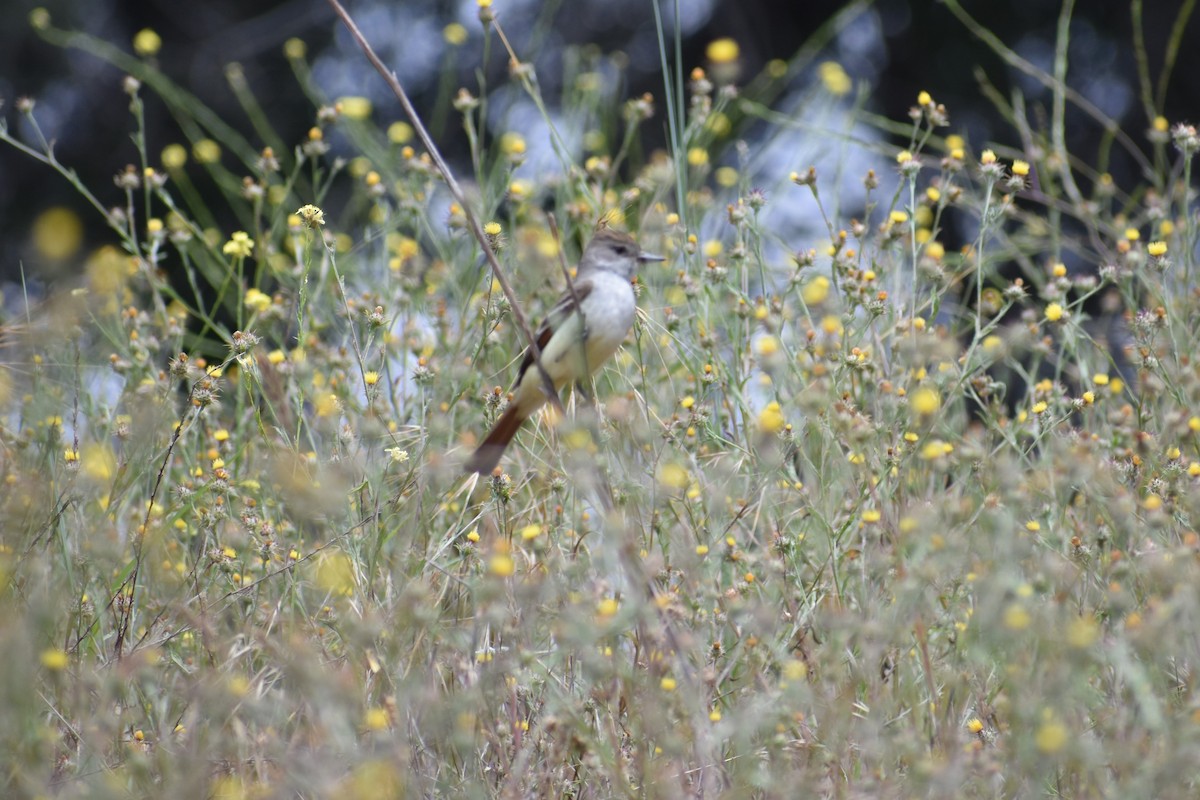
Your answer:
[975,180,995,344]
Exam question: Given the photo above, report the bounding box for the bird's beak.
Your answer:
[638,250,666,263]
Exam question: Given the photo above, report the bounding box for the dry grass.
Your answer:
[3,2,1200,797]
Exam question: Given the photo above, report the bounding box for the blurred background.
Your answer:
[1,0,1195,297]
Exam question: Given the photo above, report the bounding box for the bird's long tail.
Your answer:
[465,404,527,474]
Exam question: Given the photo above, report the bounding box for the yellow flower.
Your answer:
[443,22,468,46]
[1125,227,1140,241]
[783,659,808,681]
[1003,603,1031,630]
[980,149,997,165]
[754,335,779,358]
[363,371,380,387]
[519,524,541,541]
[500,132,526,156]
[82,443,117,482]
[243,287,271,313]
[283,38,307,59]
[489,553,514,577]
[597,598,619,617]
[337,96,372,120]
[896,150,913,164]
[920,440,947,460]
[802,275,830,305]
[1044,303,1063,322]
[658,462,690,489]
[297,204,325,228]
[133,28,162,57]
[387,121,413,144]
[910,387,939,416]
[703,111,731,136]
[660,677,677,691]
[687,147,709,167]
[1148,241,1168,257]
[161,143,188,170]
[917,90,932,106]
[757,401,785,434]
[223,231,255,259]
[1011,159,1030,177]
[706,38,739,64]
[1154,116,1169,132]
[315,392,339,418]
[192,139,221,164]
[31,207,82,261]
[313,551,355,596]
[40,648,69,670]
[507,179,532,201]
[364,708,389,731]
[563,429,593,452]
[817,61,851,96]
[1066,616,1098,648]
[483,221,502,236]
[1035,718,1068,754]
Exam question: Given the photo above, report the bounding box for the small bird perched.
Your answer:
[465,227,664,474]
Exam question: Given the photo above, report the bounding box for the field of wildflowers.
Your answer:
[3,1,1200,797]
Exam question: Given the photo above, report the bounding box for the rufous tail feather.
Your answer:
[465,405,527,474]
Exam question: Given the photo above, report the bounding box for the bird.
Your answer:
[465,227,664,474]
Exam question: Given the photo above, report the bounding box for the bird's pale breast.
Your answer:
[576,270,637,370]
[510,269,636,412]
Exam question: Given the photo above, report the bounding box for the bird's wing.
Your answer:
[512,279,594,389]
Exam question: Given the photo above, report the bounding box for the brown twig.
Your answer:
[324,0,562,413]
